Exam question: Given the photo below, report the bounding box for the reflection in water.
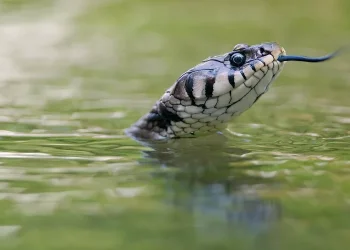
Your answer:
[135,133,281,238]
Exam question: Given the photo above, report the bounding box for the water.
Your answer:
[0,0,350,249]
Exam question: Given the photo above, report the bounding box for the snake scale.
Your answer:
[126,42,339,140]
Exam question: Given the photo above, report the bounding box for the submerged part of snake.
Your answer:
[126,42,339,140]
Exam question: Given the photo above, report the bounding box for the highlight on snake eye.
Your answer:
[0,1,349,250]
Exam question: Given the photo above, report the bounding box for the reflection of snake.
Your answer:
[126,42,339,140]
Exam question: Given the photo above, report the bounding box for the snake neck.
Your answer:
[125,102,172,140]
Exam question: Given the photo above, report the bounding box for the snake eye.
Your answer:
[230,53,246,67]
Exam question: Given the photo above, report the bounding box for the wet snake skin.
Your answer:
[126,42,287,140]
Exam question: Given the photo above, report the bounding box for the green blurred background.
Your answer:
[0,0,349,249]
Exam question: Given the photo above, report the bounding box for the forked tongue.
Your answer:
[278,47,344,62]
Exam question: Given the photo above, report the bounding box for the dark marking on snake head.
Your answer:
[239,69,247,80]
[250,63,256,72]
[205,75,215,98]
[184,73,196,103]
[228,69,235,88]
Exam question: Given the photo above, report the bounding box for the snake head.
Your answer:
[128,42,340,140]
[169,42,286,100]
[152,42,287,138]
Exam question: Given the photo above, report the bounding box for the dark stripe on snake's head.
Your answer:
[228,69,235,87]
[184,73,195,102]
[205,75,215,98]
[239,69,247,80]
[250,63,256,71]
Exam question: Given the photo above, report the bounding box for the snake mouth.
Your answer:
[277,49,341,62]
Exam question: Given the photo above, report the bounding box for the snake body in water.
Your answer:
[126,42,339,140]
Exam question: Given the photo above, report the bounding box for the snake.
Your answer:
[126,42,340,140]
